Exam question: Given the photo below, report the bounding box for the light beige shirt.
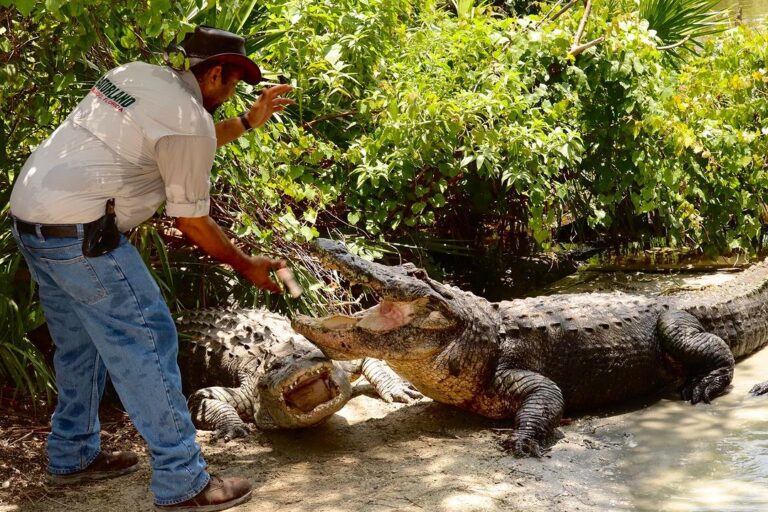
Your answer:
[10,62,216,231]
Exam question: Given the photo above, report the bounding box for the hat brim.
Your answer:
[189,54,262,85]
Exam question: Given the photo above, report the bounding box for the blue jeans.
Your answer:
[11,222,209,506]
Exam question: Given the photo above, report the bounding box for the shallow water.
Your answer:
[549,269,768,511]
[718,0,768,20]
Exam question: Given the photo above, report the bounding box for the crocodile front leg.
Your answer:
[187,386,255,442]
[658,309,735,404]
[493,369,564,457]
[352,358,423,403]
[749,381,768,396]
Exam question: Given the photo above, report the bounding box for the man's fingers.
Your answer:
[273,98,296,106]
[262,84,294,99]
[257,278,282,294]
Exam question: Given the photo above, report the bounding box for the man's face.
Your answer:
[199,64,243,114]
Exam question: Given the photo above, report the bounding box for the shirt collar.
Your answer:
[177,70,203,102]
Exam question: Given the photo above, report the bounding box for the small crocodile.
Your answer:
[293,239,768,456]
[178,308,420,441]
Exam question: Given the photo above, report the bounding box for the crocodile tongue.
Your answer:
[283,373,336,413]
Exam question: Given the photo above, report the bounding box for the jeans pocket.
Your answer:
[38,255,109,305]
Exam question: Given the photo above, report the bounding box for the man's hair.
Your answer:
[190,60,242,82]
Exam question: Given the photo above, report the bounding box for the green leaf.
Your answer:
[429,193,446,208]
[300,225,315,241]
[15,0,36,16]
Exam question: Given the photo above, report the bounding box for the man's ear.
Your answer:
[205,64,223,86]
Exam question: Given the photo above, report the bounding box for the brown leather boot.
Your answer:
[154,475,253,512]
[48,450,140,485]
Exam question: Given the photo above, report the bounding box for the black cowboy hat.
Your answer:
[174,26,261,85]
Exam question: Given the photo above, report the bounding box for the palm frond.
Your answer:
[640,0,728,61]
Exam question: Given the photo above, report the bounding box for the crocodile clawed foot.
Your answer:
[681,367,733,405]
[749,380,768,396]
[383,384,424,404]
[210,424,252,443]
[499,435,543,458]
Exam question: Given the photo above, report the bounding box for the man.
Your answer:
[9,26,294,511]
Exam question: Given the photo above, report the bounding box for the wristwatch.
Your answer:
[239,112,253,131]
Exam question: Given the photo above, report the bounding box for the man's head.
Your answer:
[174,26,262,113]
[192,61,244,114]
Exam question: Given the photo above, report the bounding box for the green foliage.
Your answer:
[451,0,491,19]
[647,25,768,250]
[0,218,53,399]
[4,0,768,397]
[343,12,584,241]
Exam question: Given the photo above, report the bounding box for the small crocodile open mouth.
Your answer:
[282,369,340,413]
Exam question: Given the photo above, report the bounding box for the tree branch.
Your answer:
[534,0,564,29]
[571,0,592,51]
[547,0,580,25]
[302,110,358,129]
[569,36,605,57]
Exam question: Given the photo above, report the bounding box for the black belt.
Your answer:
[14,219,93,238]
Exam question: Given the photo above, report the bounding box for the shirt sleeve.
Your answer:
[155,134,216,218]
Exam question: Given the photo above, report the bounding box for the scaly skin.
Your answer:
[293,239,768,457]
[178,308,420,441]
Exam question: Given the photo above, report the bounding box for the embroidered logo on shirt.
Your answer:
[91,76,136,111]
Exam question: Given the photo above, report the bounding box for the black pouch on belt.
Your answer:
[82,198,121,257]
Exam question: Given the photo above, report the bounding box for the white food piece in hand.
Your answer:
[276,267,303,298]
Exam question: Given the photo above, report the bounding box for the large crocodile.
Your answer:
[293,239,768,457]
[178,308,420,441]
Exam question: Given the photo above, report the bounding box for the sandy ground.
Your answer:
[4,271,768,512]
[3,349,767,512]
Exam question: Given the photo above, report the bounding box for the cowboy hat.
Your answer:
[174,25,262,85]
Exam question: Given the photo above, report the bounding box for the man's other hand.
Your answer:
[246,84,295,129]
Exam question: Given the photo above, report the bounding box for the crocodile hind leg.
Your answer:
[494,369,564,457]
[658,309,735,404]
[187,386,255,442]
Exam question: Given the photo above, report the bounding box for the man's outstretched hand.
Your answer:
[240,255,286,294]
[175,216,289,294]
[245,84,295,129]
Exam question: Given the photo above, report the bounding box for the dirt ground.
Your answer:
[0,391,636,512]
[3,346,768,512]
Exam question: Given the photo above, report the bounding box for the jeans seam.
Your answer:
[85,351,102,465]
[106,251,198,481]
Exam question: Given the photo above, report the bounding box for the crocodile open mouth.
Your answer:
[282,368,340,413]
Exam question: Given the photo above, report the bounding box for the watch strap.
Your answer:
[239,112,253,131]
